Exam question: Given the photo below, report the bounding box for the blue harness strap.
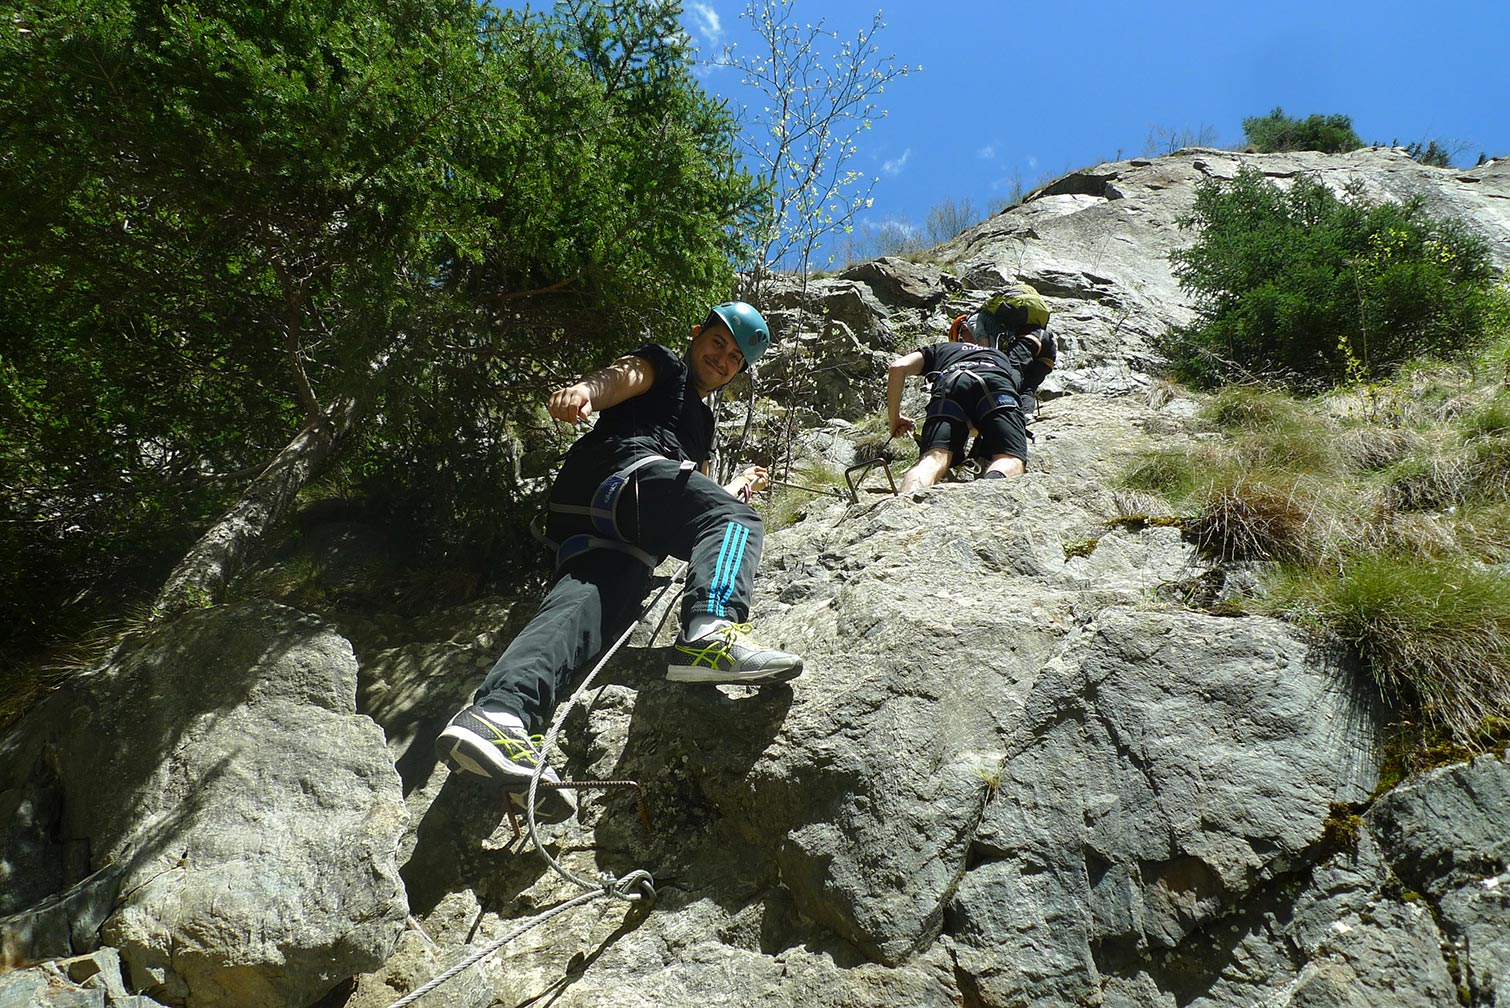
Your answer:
[973,390,1019,424]
[553,533,660,569]
[540,454,698,568]
[925,396,969,423]
[549,454,665,540]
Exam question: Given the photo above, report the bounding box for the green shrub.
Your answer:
[1241,107,1363,154]
[0,0,755,661]
[1404,140,1454,168]
[1169,167,1499,389]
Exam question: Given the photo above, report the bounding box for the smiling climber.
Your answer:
[435,302,803,821]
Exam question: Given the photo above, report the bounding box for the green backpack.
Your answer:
[952,281,1050,349]
[981,281,1050,332]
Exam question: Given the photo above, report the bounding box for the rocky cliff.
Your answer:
[4,147,1509,1008]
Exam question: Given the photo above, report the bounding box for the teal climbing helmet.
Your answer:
[705,301,772,368]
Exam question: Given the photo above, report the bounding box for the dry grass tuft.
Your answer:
[1110,488,1179,520]
[1452,501,1510,563]
[1186,474,1333,564]
[1381,451,1475,512]
[1202,384,1306,432]
[1335,425,1428,472]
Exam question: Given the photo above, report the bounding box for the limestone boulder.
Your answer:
[0,603,407,1008]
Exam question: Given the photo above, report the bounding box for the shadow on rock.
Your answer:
[586,645,795,904]
[401,771,554,916]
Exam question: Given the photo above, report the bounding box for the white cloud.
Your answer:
[1027,156,1039,170]
[876,216,918,236]
[882,148,912,176]
[978,143,998,160]
[687,3,723,48]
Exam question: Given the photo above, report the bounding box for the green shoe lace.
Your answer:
[674,622,755,669]
[494,731,547,767]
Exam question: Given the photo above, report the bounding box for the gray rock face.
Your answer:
[0,864,122,968]
[755,148,1510,422]
[337,151,1510,1008]
[343,390,1502,1008]
[0,949,167,1007]
[736,433,1385,1001]
[839,256,952,308]
[1,603,407,1008]
[11,149,1510,1008]
[949,606,1379,1004]
[1371,755,1510,1006]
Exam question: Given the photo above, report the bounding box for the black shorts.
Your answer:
[918,371,1028,467]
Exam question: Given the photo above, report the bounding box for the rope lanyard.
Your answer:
[517,566,687,894]
[387,563,686,1008]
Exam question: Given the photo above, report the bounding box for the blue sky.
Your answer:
[680,0,1510,263]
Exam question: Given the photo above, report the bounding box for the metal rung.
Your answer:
[844,457,898,503]
[504,778,651,837]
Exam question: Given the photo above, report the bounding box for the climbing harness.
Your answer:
[387,565,686,1008]
[925,364,1021,427]
[540,455,697,569]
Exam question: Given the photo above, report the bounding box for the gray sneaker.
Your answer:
[667,622,803,685]
[435,705,577,823]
